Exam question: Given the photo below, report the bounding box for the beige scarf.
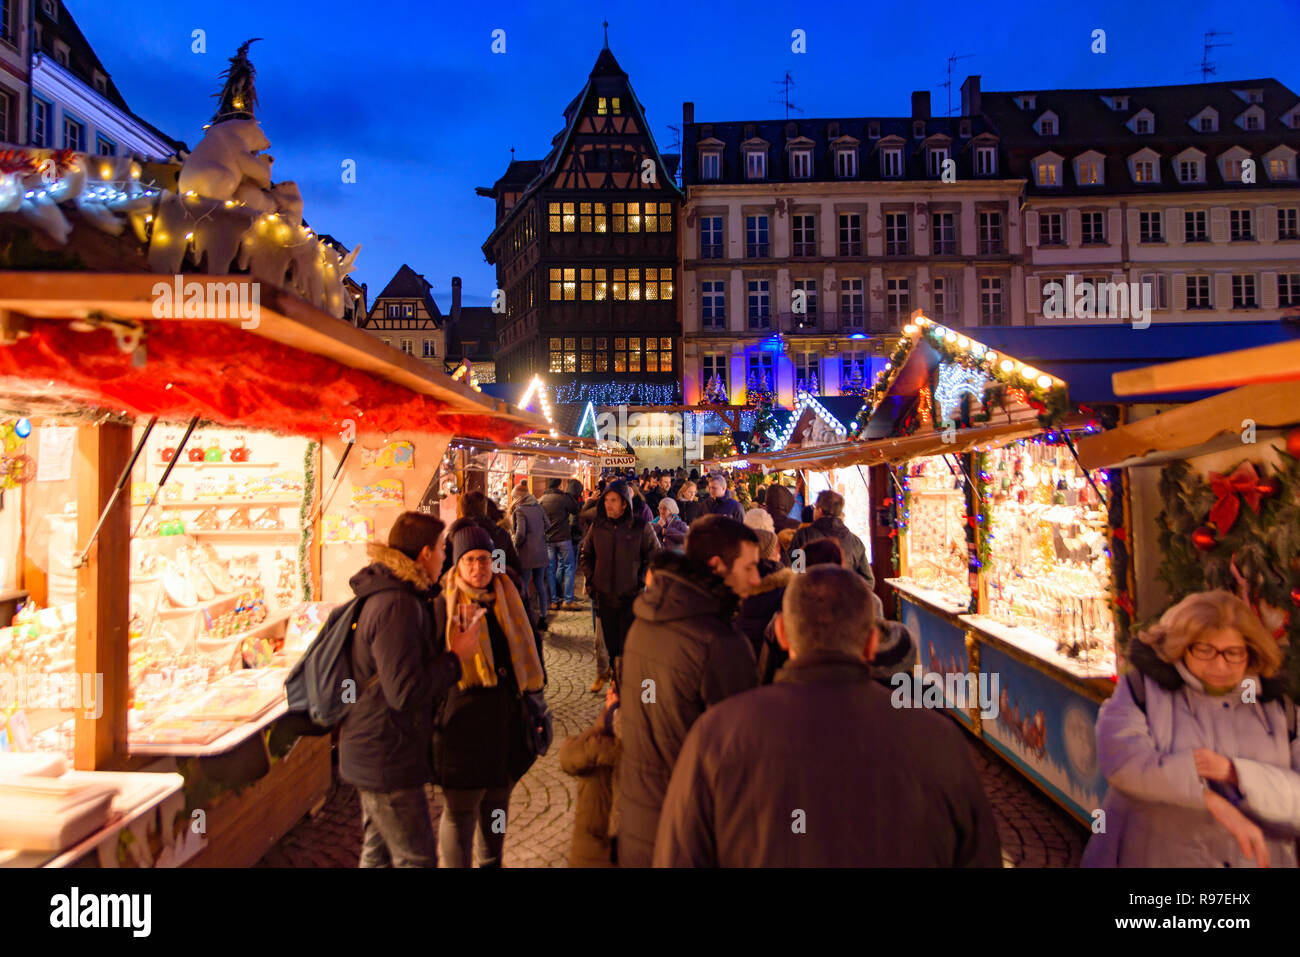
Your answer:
[443,569,545,692]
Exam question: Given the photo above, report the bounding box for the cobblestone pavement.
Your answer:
[258,604,1084,868]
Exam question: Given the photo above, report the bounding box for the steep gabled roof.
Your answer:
[368,264,441,323]
[482,46,683,258]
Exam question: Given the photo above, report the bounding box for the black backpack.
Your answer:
[1124,670,1297,740]
[283,596,376,733]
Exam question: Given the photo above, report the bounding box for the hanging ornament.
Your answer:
[1287,427,1300,459]
[1291,587,1300,608]
[1192,525,1218,551]
[1256,475,1282,500]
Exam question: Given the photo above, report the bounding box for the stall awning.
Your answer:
[755,416,1050,471]
[0,273,544,441]
[1075,381,1300,470]
[1111,337,1300,397]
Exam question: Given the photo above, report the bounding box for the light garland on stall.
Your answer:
[768,390,850,452]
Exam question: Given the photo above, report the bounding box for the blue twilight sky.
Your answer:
[75,0,1297,309]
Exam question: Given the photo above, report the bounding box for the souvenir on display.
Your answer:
[351,479,404,509]
[229,436,251,462]
[251,506,284,530]
[192,507,220,530]
[360,440,415,470]
[161,566,198,609]
[322,514,373,543]
[203,438,224,463]
[187,438,206,463]
[225,506,252,530]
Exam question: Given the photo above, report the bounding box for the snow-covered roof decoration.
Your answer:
[769,390,850,451]
[0,42,359,320]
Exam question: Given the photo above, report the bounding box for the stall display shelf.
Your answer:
[886,577,970,617]
[189,529,300,541]
[959,614,1117,680]
[0,771,186,868]
[153,588,244,619]
[134,498,303,508]
[168,461,280,469]
[129,700,286,757]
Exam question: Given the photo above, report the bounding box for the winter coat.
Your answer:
[763,484,801,534]
[645,487,664,514]
[338,544,463,792]
[631,494,654,525]
[578,482,660,602]
[736,567,794,662]
[653,650,1002,867]
[789,516,874,587]
[699,492,745,523]
[429,584,537,790]
[869,620,919,688]
[654,516,689,550]
[511,493,549,569]
[676,498,702,525]
[1082,639,1300,868]
[560,719,621,868]
[540,488,581,545]
[616,551,757,867]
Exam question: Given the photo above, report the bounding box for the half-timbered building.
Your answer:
[478,42,683,403]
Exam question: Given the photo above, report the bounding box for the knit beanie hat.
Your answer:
[659,497,680,516]
[744,507,775,533]
[451,523,495,564]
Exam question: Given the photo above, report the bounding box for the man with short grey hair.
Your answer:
[653,565,1000,867]
[699,473,745,522]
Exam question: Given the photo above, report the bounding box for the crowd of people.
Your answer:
[333,464,1300,869]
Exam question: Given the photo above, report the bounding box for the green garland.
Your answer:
[974,450,993,568]
[299,440,317,601]
[1156,452,1300,697]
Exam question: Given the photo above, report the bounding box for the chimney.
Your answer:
[911,91,930,120]
[451,276,462,318]
[961,75,981,117]
[683,101,694,126]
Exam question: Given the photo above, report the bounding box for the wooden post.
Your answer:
[74,421,132,771]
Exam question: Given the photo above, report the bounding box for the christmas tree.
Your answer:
[751,396,777,451]
[212,38,262,124]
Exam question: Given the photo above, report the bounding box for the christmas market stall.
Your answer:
[1076,339,1300,700]
[753,315,1116,823]
[0,38,541,865]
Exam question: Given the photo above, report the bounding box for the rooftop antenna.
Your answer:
[770,71,803,121]
[1200,30,1233,80]
[667,123,682,187]
[941,52,975,116]
[602,19,609,50]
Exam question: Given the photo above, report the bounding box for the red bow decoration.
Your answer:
[1208,463,1263,535]
[1115,591,1135,615]
[1112,526,1128,542]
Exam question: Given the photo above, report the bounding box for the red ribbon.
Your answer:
[1115,591,1135,615]
[1208,463,1263,535]
[1112,526,1128,542]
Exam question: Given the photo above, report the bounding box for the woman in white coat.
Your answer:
[1083,589,1299,868]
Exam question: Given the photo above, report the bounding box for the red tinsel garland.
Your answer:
[0,320,523,443]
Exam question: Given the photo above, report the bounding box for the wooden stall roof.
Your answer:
[1111,338,1300,397]
[1076,380,1300,470]
[0,272,545,440]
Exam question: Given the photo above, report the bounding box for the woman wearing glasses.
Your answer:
[432,520,547,867]
[1084,590,1300,867]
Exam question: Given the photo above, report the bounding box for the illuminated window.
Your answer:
[643,202,672,232]
[579,202,607,232]
[611,97,621,114]
[548,202,576,232]
[581,337,594,372]
[595,337,608,372]
[629,337,642,372]
[598,97,608,115]
[627,268,641,300]
[564,337,577,372]
[612,269,626,300]
[614,337,628,371]
[579,267,607,300]
[549,267,576,300]
[660,266,673,300]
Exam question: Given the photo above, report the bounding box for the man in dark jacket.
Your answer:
[762,483,800,534]
[510,484,551,629]
[541,478,582,610]
[616,516,761,867]
[788,489,874,586]
[339,513,479,867]
[699,473,746,522]
[578,480,660,666]
[644,470,664,513]
[653,565,1001,867]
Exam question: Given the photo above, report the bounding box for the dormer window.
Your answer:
[1033,152,1063,187]
[1286,109,1300,131]
[1174,148,1206,184]
[1127,108,1155,135]
[880,146,902,178]
[699,149,721,181]
[835,148,857,178]
[1074,150,1105,186]
[1102,94,1129,111]
[1035,111,1058,136]
[53,39,69,67]
[1219,147,1251,183]
[41,0,57,20]
[744,147,767,180]
[790,148,812,179]
[927,146,949,178]
[1129,148,1161,184]
[596,97,622,116]
[975,145,997,176]
[1265,146,1297,182]
[1191,107,1219,133]
[1236,105,1265,131]
[92,71,107,94]
[1233,88,1264,105]
[912,121,925,139]
[1017,95,1037,110]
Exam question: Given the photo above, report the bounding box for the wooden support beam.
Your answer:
[74,422,132,771]
[1075,381,1300,471]
[1112,340,1300,396]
